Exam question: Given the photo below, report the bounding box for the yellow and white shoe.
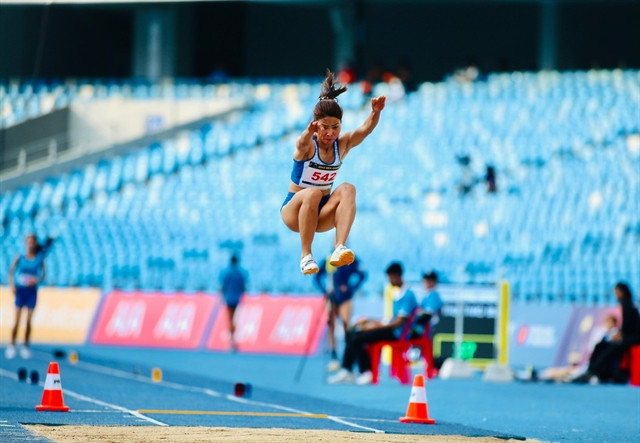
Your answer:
[329,244,354,267]
[300,254,319,275]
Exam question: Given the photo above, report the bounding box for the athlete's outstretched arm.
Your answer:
[343,96,386,152]
[295,120,318,158]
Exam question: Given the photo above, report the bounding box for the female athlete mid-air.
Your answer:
[280,70,386,275]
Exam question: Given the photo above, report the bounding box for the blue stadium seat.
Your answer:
[1,72,638,301]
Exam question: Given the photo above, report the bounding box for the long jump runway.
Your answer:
[0,346,526,442]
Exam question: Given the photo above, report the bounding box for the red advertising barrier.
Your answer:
[206,294,327,355]
[91,291,219,348]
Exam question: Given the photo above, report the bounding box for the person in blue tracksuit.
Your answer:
[219,255,247,351]
[6,234,48,359]
[314,255,366,370]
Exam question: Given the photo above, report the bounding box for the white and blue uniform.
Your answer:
[290,136,342,190]
[13,253,45,309]
[282,136,342,211]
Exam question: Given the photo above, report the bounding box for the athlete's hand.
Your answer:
[10,284,16,295]
[306,120,319,134]
[371,96,386,113]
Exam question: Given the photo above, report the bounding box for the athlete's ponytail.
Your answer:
[27,233,54,255]
[313,69,347,121]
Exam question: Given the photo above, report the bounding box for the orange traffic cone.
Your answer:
[399,374,435,424]
[36,362,70,412]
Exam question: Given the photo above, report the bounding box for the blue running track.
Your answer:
[1,345,638,442]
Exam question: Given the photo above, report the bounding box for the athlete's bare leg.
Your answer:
[337,299,352,335]
[317,183,356,246]
[281,188,324,256]
[327,299,337,354]
[11,307,22,346]
[24,308,34,347]
[227,305,237,349]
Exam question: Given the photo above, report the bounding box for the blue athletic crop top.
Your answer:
[290,136,342,191]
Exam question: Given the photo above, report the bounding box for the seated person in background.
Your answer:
[409,271,444,339]
[573,282,640,384]
[327,262,418,385]
[528,314,619,383]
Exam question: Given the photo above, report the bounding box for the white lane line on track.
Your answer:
[61,390,167,426]
[61,359,221,397]
[33,357,385,434]
[334,416,399,423]
[226,394,385,434]
[0,368,166,427]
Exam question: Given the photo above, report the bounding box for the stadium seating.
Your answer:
[1,70,639,303]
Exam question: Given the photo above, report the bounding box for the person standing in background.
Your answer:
[315,253,367,371]
[219,255,247,351]
[485,165,497,193]
[5,234,48,359]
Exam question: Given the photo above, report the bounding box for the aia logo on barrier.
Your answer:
[204,294,326,354]
[106,300,147,338]
[92,291,218,348]
[153,301,197,340]
[270,306,312,345]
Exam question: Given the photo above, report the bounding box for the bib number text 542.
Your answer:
[311,172,337,182]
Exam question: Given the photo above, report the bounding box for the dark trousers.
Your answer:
[342,327,397,373]
[588,340,629,381]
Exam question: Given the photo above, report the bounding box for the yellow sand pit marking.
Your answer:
[138,410,327,418]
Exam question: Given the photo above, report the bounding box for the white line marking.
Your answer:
[49,389,168,426]
[0,368,166,427]
[334,416,399,423]
[19,356,385,434]
[66,360,221,397]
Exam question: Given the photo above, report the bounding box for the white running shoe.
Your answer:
[300,254,319,275]
[326,359,341,372]
[327,368,354,384]
[4,345,16,360]
[355,370,373,385]
[329,244,355,268]
[20,346,31,359]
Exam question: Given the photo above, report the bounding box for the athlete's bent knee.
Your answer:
[301,188,324,204]
[338,183,356,199]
